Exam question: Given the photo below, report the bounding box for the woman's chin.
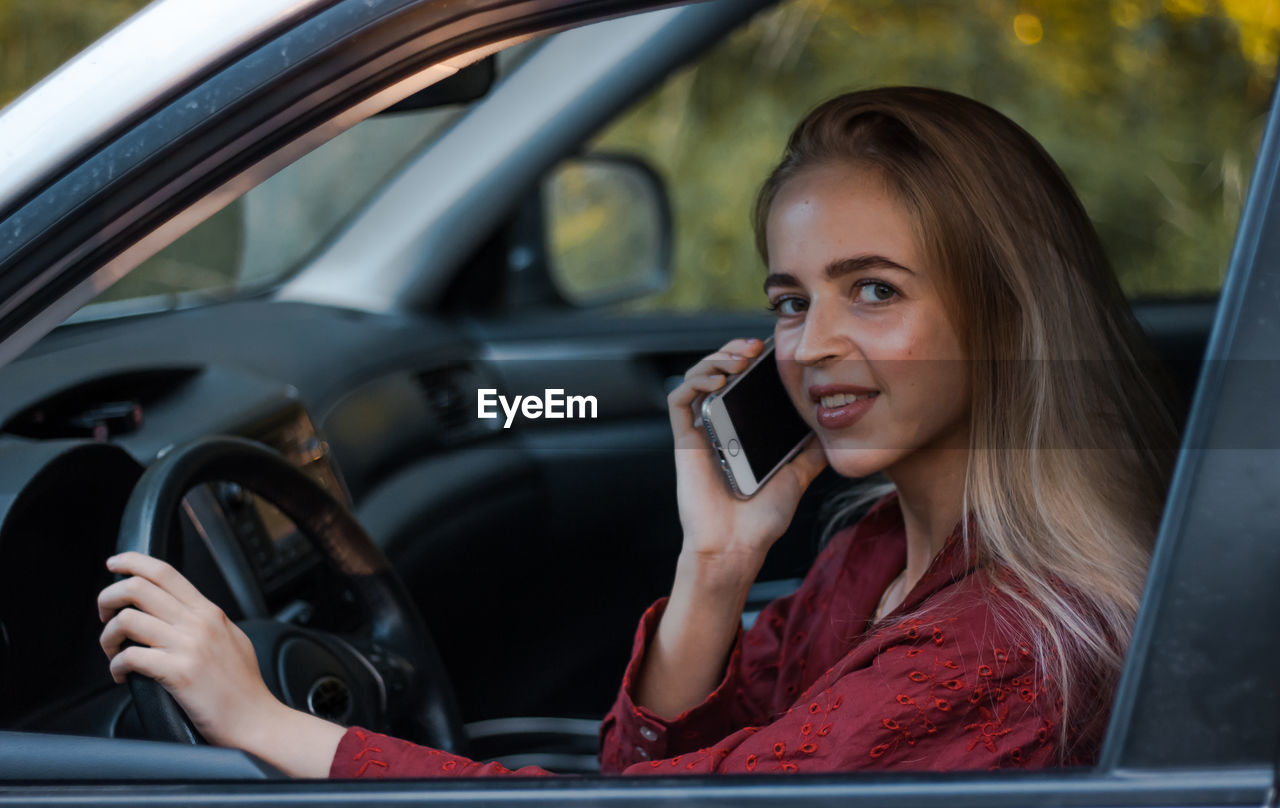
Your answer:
[819,441,899,480]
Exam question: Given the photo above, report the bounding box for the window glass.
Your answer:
[88,42,540,309]
[1,2,541,313]
[578,0,1278,312]
[95,104,469,304]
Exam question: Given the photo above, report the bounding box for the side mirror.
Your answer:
[542,152,673,307]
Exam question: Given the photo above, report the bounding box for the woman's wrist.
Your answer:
[675,544,765,598]
[631,538,766,719]
[236,699,347,778]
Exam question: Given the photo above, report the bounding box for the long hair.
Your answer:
[752,87,1179,760]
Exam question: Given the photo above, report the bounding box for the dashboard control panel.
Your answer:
[205,405,351,607]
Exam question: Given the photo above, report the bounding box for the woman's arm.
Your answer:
[631,552,757,718]
[611,590,1069,775]
[639,337,826,718]
[237,702,346,777]
[333,584,1069,778]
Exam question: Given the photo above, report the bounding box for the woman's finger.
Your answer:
[715,337,765,358]
[667,337,767,449]
[668,374,727,437]
[669,372,729,408]
[682,337,765,381]
[107,644,179,687]
[686,376,728,431]
[106,552,211,611]
[100,606,180,660]
[98,574,187,625]
[671,350,755,417]
[684,352,752,382]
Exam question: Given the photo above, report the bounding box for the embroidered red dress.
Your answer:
[330,493,1091,778]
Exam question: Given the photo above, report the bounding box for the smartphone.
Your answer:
[699,337,813,499]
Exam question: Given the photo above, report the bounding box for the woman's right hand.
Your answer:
[667,337,828,584]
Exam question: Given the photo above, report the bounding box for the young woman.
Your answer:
[97,86,1179,777]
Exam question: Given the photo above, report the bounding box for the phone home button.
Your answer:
[727,439,740,457]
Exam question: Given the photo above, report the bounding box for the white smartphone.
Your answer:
[699,337,813,499]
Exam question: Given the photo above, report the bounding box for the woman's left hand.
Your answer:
[97,552,284,749]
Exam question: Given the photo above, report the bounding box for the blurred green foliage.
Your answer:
[583,0,1279,311]
[0,0,149,106]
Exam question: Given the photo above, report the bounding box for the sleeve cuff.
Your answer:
[330,726,390,778]
[603,596,746,764]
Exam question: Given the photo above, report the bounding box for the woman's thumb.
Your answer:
[787,436,828,489]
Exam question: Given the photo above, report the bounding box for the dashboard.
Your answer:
[0,298,529,740]
[0,297,691,746]
[0,360,369,736]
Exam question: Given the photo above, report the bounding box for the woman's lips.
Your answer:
[811,389,879,430]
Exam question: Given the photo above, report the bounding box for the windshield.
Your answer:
[74,43,539,319]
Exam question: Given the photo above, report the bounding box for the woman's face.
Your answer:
[766,163,970,479]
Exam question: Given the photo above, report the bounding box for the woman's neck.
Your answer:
[885,446,969,586]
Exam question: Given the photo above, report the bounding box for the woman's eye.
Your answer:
[854,281,898,304]
[767,297,807,316]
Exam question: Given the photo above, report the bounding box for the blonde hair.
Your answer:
[754,87,1179,760]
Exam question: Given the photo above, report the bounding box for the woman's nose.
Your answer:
[792,299,848,367]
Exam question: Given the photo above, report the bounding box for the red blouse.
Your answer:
[330,493,1089,778]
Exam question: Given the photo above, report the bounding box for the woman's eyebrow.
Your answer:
[763,254,916,293]
[827,254,916,278]
[763,272,798,293]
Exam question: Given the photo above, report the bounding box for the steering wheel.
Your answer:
[114,435,467,754]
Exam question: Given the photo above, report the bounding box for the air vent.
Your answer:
[418,364,490,439]
[2,367,202,440]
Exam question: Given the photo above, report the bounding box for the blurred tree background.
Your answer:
[1,0,1276,309]
[582,0,1279,309]
[0,0,148,105]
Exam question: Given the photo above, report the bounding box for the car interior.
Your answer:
[0,0,1255,781]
